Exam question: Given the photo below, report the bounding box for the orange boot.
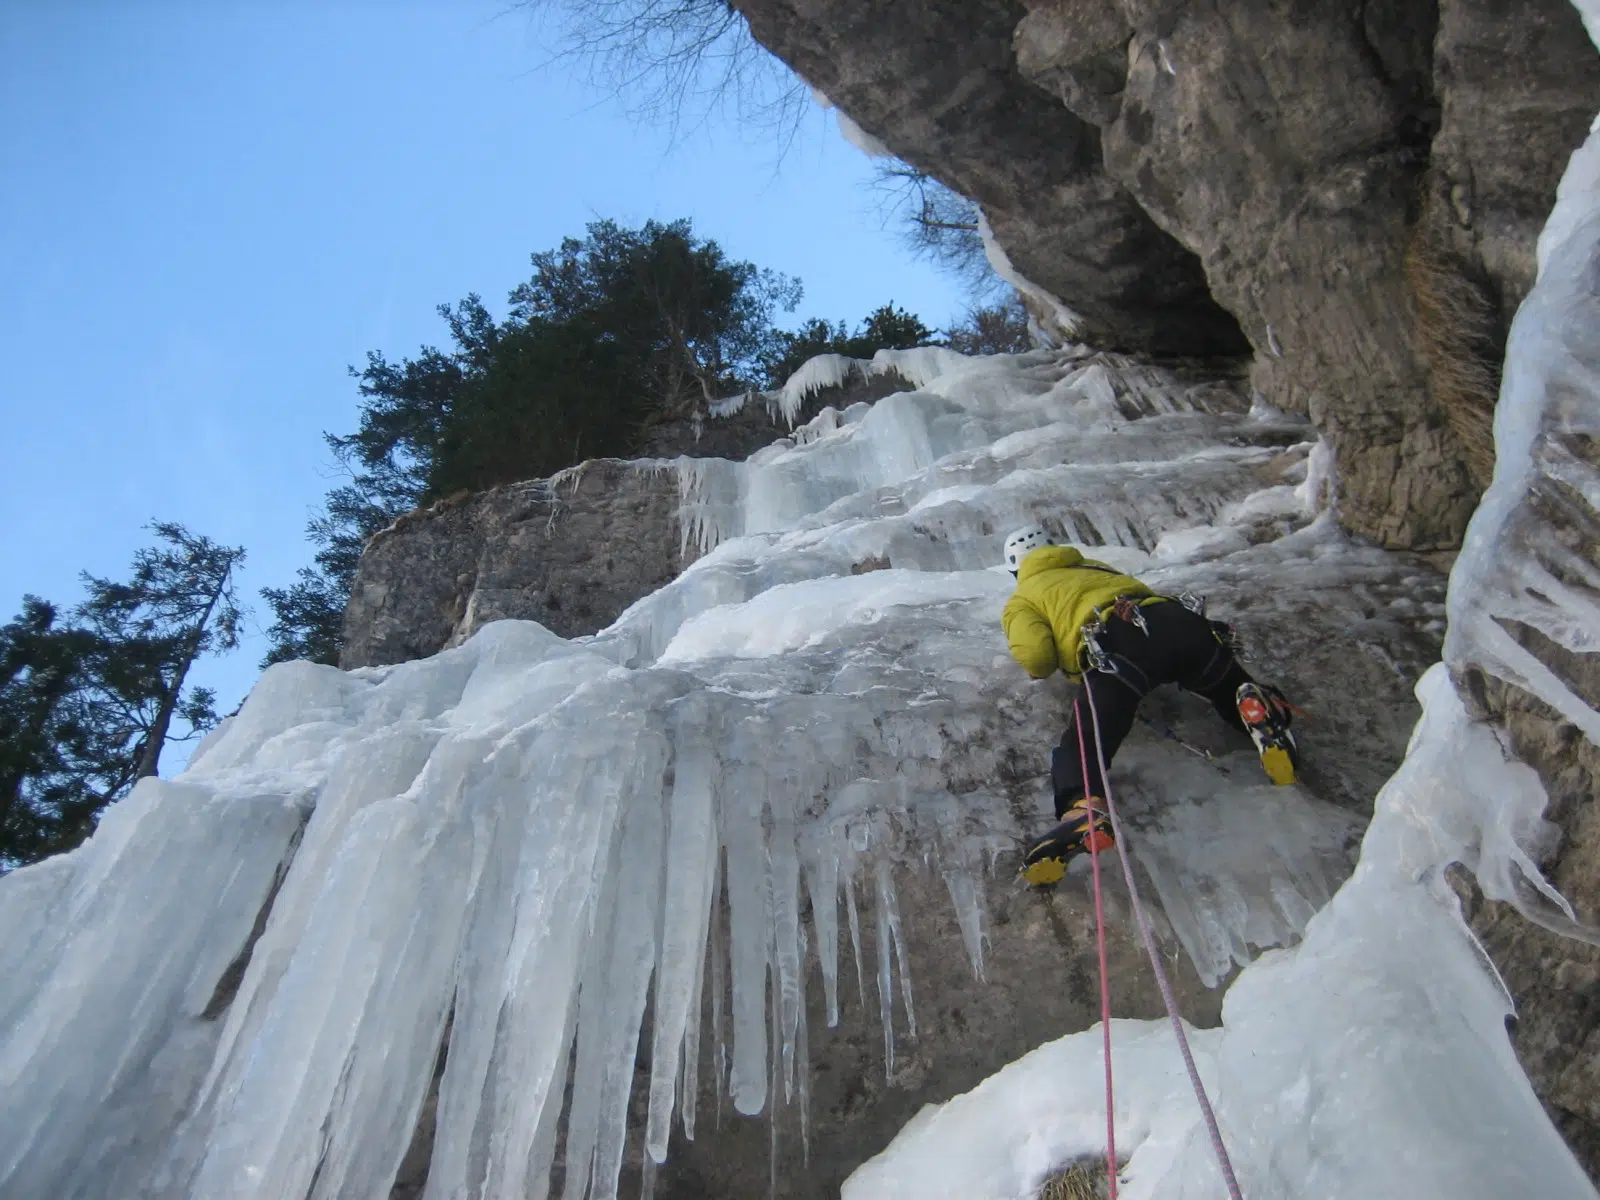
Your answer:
[1237,682,1299,785]
[1021,797,1115,886]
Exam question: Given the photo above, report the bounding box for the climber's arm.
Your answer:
[1003,593,1059,679]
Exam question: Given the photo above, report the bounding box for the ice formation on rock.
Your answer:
[844,38,1600,1200]
[978,212,1083,341]
[0,328,1414,1198]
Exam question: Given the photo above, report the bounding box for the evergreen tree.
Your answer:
[260,220,937,670]
[75,522,246,781]
[1,524,246,869]
[262,218,803,666]
[261,471,402,668]
[761,303,935,387]
[0,599,103,866]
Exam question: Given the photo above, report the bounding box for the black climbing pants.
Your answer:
[1050,600,1254,817]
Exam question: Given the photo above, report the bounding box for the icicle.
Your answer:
[678,848,717,1142]
[645,706,720,1163]
[586,772,668,1200]
[767,948,782,1200]
[523,1003,579,1200]
[874,859,897,1078]
[441,703,638,1200]
[940,865,988,982]
[710,866,728,1130]
[419,748,539,1200]
[883,866,916,1041]
[768,785,804,1103]
[777,354,860,425]
[844,871,868,1014]
[723,763,772,1116]
[803,845,841,1027]
[796,920,813,1167]
[674,457,745,559]
[559,824,626,1200]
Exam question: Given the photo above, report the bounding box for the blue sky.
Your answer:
[0,1,966,752]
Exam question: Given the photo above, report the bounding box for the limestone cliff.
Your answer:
[733,0,1598,550]
[341,368,917,669]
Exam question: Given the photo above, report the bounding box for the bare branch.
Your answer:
[517,0,808,143]
[869,161,1006,301]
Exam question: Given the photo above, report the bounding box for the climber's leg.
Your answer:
[1049,671,1143,817]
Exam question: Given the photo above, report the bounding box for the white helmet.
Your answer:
[1003,524,1053,573]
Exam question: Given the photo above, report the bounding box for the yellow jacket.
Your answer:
[1002,545,1158,682]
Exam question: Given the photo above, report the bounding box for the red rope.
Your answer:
[1073,696,1118,1198]
[1081,683,1246,1200]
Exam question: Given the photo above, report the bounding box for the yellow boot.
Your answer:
[1021,798,1115,887]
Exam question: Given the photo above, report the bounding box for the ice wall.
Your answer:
[1,335,1435,1199]
[843,34,1600,1200]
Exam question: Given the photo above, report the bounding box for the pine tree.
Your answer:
[1,524,246,869]
[262,218,806,667]
[76,523,247,781]
[0,599,102,865]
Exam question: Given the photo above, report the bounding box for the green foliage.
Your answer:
[261,217,938,669]
[0,599,104,866]
[76,522,246,782]
[1,524,246,869]
[332,218,802,506]
[260,569,346,668]
[761,303,935,387]
[944,298,1034,357]
[263,218,809,666]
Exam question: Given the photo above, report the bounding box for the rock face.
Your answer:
[734,0,1248,361]
[341,460,683,670]
[1455,672,1600,1172]
[342,371,918,669]
[732,0,1600,550]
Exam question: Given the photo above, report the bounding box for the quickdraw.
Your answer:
[1214,619,1250,663]
[1080,617,1115,675]
[1081,593,1153,676]
[1083,592,1250,677]
[1112,594,1151,633]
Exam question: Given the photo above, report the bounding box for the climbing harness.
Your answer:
[1073,701,1119,1198]
[1111,594,1151,634]
[1079,593,1157,678]
[1078,683,1247,1200]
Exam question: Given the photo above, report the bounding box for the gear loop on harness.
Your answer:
[1079,593,1160,684]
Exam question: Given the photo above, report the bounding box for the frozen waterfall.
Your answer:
[3,175,1595,1195]
[843,33,1600,1200]
[0,338,1399,1199]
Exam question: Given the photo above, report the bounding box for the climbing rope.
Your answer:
[1080,681,1246,1200]
[1073,699,1118,1198]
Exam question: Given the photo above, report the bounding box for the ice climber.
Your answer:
[1000,524,1298,886]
